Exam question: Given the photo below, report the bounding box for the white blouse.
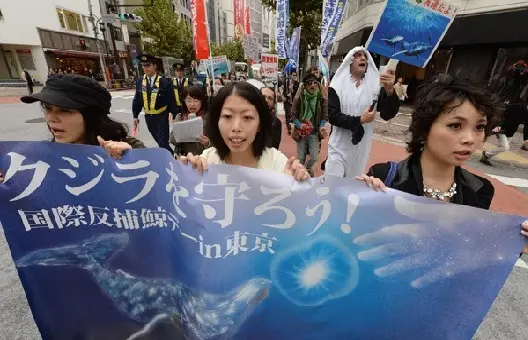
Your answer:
[201,147,289,174]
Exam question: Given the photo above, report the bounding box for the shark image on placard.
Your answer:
[380,34,404,52]
[16,233,271,340]
[391,39,434,59]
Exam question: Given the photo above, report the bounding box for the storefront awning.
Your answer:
[335,28,373,56]
[441,10,528,46]
[43,48,114,59]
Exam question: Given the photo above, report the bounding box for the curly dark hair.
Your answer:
[206,81,272,160]
[406,74,504,154]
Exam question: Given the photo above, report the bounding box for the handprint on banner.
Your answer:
[353,196,518,288]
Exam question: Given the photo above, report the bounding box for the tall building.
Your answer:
[247,0,262,45]
[0,0,128,83]
[261,4,275,53]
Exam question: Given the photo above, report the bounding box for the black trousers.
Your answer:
[145,112,173,153]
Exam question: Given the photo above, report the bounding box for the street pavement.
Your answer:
[0,93,527,339]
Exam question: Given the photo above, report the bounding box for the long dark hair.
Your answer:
[45,103,128,145]
[206,81,272,160]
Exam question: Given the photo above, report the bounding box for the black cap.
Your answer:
[21,74,112,113]
[137,54,157,63]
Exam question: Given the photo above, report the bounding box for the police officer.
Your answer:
[132,54,177,153]
[172,61,189,120]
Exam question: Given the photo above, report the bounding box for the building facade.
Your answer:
[332,0,528,100]
[0,0,131,84]
[261,4,275,53]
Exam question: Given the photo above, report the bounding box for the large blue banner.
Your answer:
[0,142,525,340]
[320,0,347,58]
[365,0,459,68]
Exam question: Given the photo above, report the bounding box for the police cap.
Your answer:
[173,60,185,70]
[137,54,157,64]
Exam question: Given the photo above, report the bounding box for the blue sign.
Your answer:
[275,0,289,59]
[366,0,459,68]
[287,26,302,66]
[0,142,525,340]
[320,0,347,58]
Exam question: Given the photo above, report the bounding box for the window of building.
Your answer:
[111,26,123,41]
[56,8,85,33]
[57,9,66,28]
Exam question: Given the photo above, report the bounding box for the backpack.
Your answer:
[384,161,399,187]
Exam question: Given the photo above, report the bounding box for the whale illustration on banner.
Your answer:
[16,233,271,340]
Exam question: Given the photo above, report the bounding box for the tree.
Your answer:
[134,0,193,63]
[210,39,245,61]
[262,0,323,68]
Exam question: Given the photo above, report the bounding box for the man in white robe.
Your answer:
[325,46,400,178]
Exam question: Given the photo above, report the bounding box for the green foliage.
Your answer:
[210,39,245,61]
[134,0,193,63]
[262,0,323,67]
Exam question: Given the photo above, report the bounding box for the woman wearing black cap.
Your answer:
[19,74,144,156]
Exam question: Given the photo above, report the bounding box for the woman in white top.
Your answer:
[180,81,309,181]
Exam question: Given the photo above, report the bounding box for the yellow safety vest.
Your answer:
[142,75,167,114]
[173,78,189,106]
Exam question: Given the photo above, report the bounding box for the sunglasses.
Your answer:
[305,80,318,86]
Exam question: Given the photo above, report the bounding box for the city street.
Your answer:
[0,92,527,339]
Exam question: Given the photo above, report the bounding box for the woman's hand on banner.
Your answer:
[355,174,387,192]
[97,136,132,160]
[284,157,310,181]
[180,153,208,174]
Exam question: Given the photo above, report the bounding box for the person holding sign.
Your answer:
[170,86,210,157]
[132,54,177,153]
[356,75,528,265]
[0,74,145,182]
[325,47,400,178]
[358,76,528,242]
[179,81,309,181]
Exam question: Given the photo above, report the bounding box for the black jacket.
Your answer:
[266,115,282,149]
[367,153,495,210]
[132,75,177,118]
[328,86,400,144]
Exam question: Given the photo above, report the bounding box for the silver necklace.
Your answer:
[423,182,457,201]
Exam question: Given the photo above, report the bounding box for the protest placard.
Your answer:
[366,0,459,68]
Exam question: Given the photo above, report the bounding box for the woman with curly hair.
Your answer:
[359,74,503,209]
[357,74,528,249]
